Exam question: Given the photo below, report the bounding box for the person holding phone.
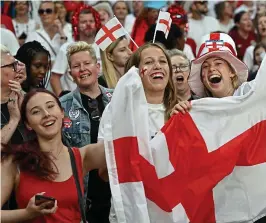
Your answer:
[1,88,106,223]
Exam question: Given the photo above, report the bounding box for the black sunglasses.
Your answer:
[88,99,101,121]
[1,60,19,72]
[38,8,53,15]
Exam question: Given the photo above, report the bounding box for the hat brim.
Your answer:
[188,51,248,97]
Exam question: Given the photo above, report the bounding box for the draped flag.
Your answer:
[103,57,266,222]
[95,17,126,51]
[153,11,172,43]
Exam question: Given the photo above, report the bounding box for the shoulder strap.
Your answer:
[68,147,87,223]
[36,31,57,57]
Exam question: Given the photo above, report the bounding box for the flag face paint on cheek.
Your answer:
[141,67,147,77]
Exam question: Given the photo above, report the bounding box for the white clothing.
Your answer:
[243,45,255,71]
[51,41,101,92]
[124,14,136,35]
[31,0,41,26]
[12,19,37,38]
[233,80,255,96]
[183,43,195,61]
[98,103,165,141]
[0,28,20,55]
[25,28,69,62]
[188,16,220,48]
[218,19,234,34]
[63,23,73,40]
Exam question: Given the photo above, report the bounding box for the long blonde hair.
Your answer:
[125,42,178,120]
[101,36,126,89]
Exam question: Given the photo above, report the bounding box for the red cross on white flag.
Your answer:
[153,11,172,42]
[95,17,126,51]
[103,56,266,222]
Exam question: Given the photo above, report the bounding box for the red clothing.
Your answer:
[64,1,84,12]
[186,37,197,57]
[16,148,84,223]
[1,15,15,34]
[228,28,256,60]
[130,19,149,51]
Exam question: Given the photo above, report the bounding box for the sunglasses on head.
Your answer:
[38,8,53,15]
[88,99,101,121]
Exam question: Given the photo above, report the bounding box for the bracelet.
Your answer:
[60,36,68,40]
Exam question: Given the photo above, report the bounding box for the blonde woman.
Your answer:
[100,36,132,89]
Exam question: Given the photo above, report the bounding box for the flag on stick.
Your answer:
[153,11,172,43]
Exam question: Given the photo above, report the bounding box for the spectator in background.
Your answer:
[0,44,34,145]
[112,1,129,27]
[100,36,132,88]
[234,1,256,20]
[214,1,234,33]
[167,3,197,57]
[168,49,200,101]
[50,5,101,96]
[229,11,256,61]
[12,1,38,46]
[124,0,144,34]
[25,1,71,63]
[60,41,113,223]
[0,27,20,56]
[64,0,84,21]
[185,1,220,48]
[257,1,266,15]
[244,12,266,71]
[93,2,113,25]
[247,43,266,81]
[1,14,15,34]
[130,1,166,51]
[145,24,195,61]
[15,41,51,92]
[55,1,72,39]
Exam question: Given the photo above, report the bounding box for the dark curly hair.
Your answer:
[15,41,51,92]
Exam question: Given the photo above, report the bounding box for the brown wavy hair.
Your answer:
[125,42,178,120]
[1,89,63,180]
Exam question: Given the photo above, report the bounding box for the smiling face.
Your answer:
[139,46,170,94]
[25,92,64,139]
[171,55,190,92]
[201,57,236,97]
[30,52,49,87]
[98,9,110,25]
[78,13,97,38]
[70,51,100,90]
[108,38,132,67]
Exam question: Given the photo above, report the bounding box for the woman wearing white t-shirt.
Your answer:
[98,42,178,141]
[12,1,38,46]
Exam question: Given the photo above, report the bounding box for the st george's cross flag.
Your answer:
[103,57,266,223]
[95,17,126,51]
[153,11,172,41]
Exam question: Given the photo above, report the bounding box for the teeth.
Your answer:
[80,74,90,79]
[44,121,55,126]
[151,73,164,78]
[209,74,221,80]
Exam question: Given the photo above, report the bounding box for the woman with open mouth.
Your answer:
[168,49,200,102]
[171,32,250,115]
